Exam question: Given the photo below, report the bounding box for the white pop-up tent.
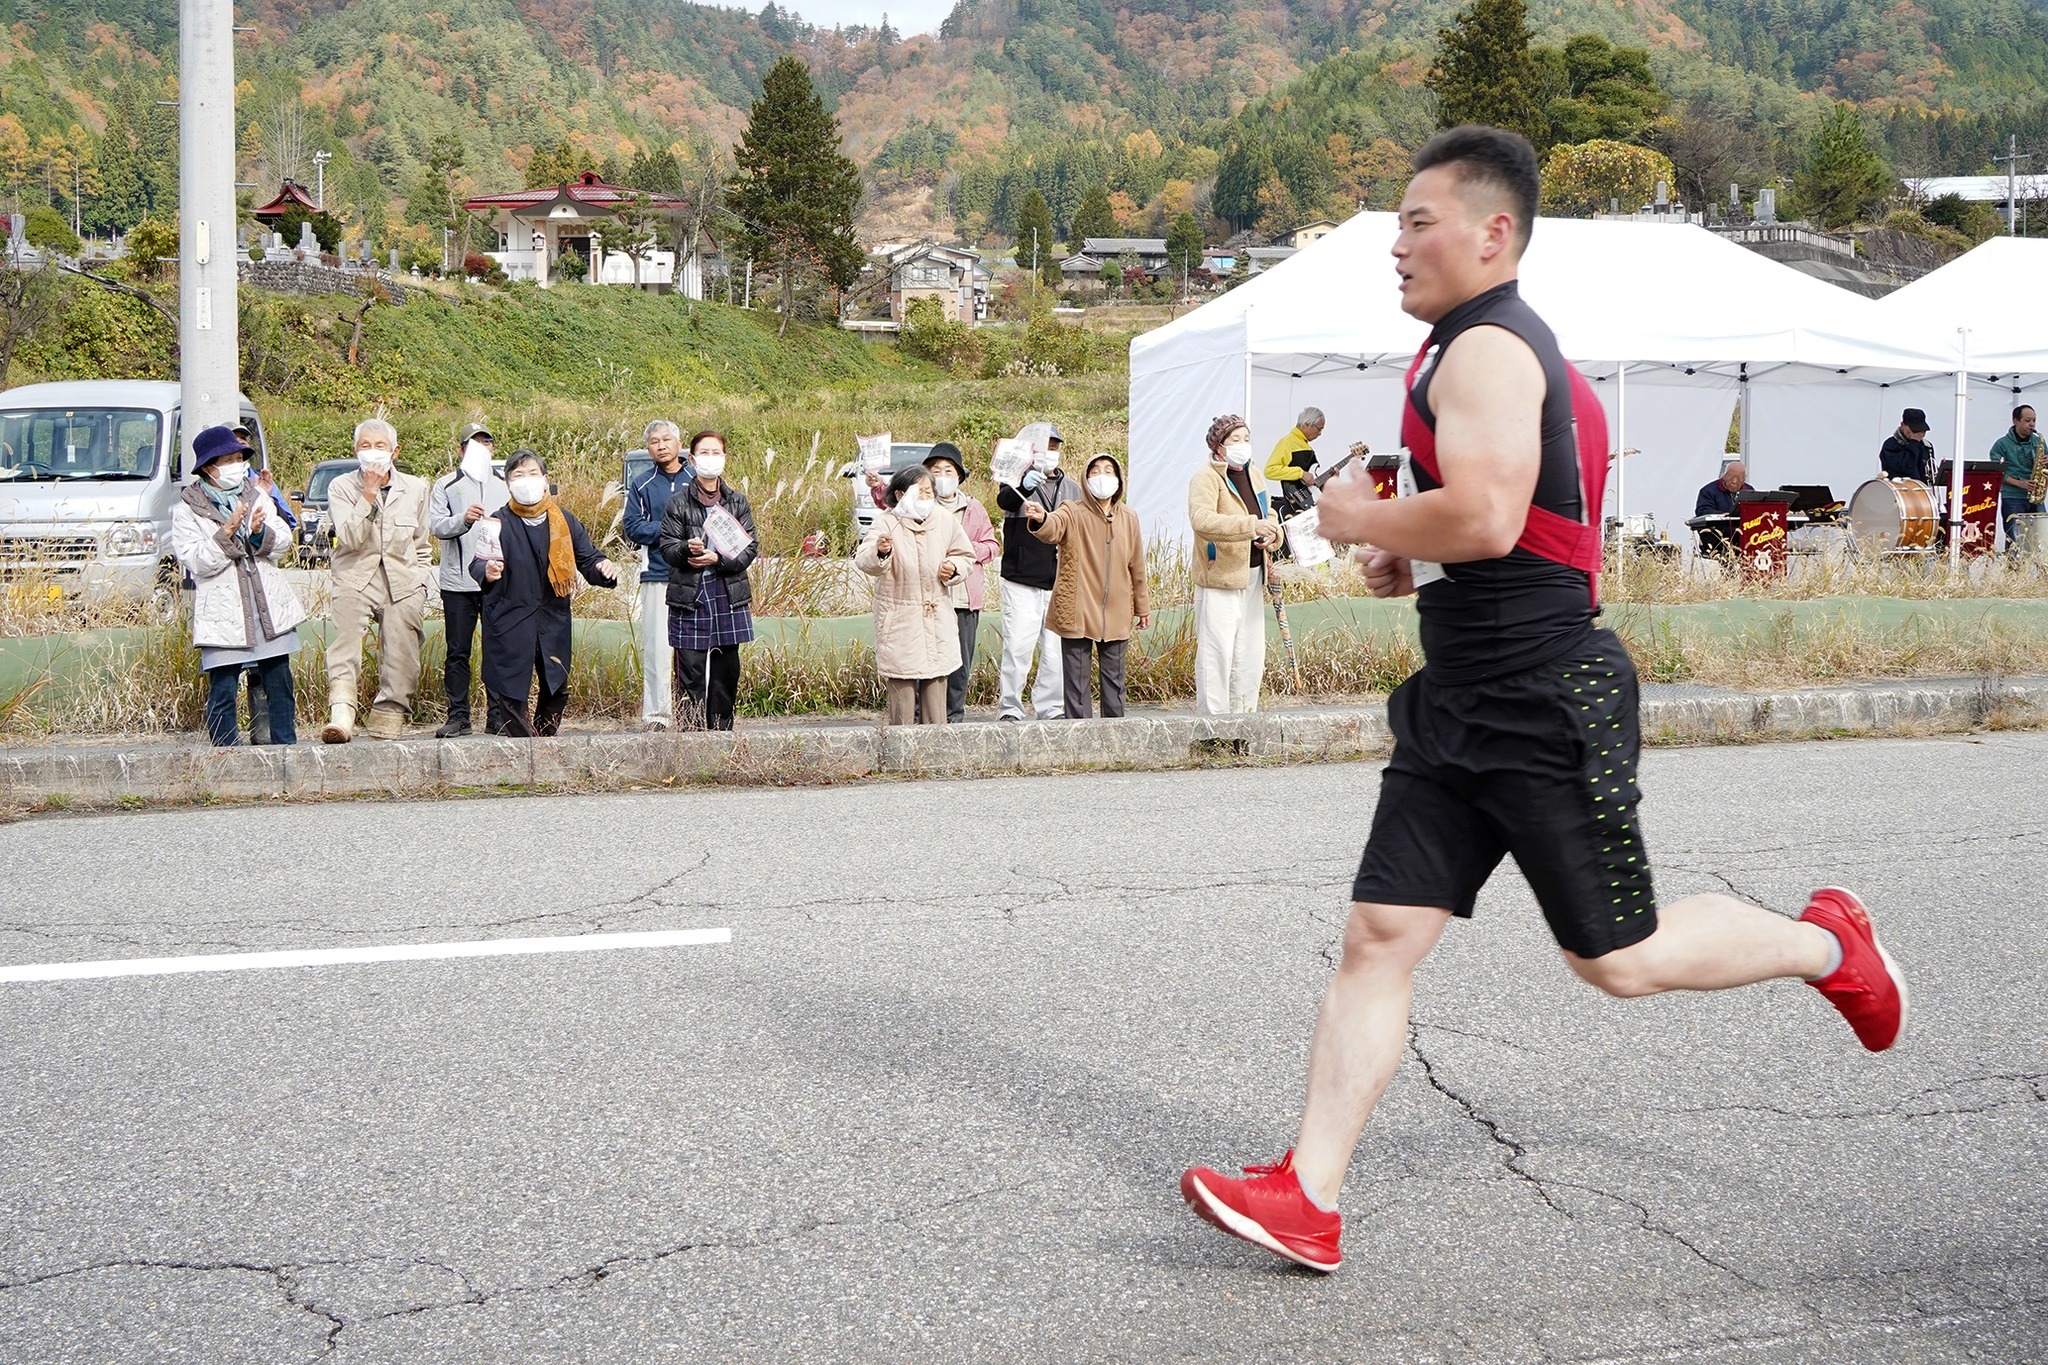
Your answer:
[1128,211,1956,549]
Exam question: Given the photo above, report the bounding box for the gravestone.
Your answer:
[297,221,318,254]
[265,232,290,261]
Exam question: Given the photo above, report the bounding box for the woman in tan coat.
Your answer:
[1188,414,1283,715]
[856,464,976,725]
[1022,454,1151,719]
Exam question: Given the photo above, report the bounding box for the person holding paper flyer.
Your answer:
[657,431,759,730]
[1189,416,1283,714]
[925,443,1000,722]
[856,465,976,726]
[428,420,507,737]
[1021,453,1150,719]
[994,425,1079,720]
[470,450,620,736]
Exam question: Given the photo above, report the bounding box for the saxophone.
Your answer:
[2031,435,2048,503]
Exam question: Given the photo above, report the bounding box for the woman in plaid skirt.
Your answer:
[656,431,759,730]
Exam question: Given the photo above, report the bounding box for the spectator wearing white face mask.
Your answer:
[857,464,976,726]
[993,426,1080,720]
[470,450,620,736]
[656,430,759,731]
[324,416,435,743]
[427,420,508,737]
[1189,414,1283,715]
[923,442,999,722]
[1021,453,1150,719]
[171,424,307,746]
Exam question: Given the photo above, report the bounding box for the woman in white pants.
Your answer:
[1189,415,1283,714]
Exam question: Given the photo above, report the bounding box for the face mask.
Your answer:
[694,452,726,479]
[1034,447,1061,473]
[358,451,393,475]
[896,493,929,521]
[460,440,492,481]
[931,474,959,500]
[210,460,248,488]
[1224,442,1254,468]
[1086,473,1118,500]
[508,474,548,506]
[1021,470,1044,493]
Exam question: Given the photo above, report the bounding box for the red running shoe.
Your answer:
[1180,1150,1342,1273]
[1800,886,1909,1052]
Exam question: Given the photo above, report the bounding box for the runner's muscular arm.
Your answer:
[1315,325,1543,564]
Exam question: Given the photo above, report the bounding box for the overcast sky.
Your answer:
[781,0,955,35]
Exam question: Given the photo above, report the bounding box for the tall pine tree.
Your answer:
[1067,183,1117,253]
[729,56,864,335]
[1014,188,1057,284]
[1793,104,1892,229]
[1426,0,1547,149]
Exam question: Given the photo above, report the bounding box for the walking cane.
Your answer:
[1260,493,1305,691]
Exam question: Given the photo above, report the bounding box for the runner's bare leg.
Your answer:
[1291,902,1451,1206]
[1290,892,1834,1208]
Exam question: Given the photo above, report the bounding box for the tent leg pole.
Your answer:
[1950,330,1969,570]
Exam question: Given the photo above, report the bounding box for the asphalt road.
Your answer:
[0,733,2043,1363]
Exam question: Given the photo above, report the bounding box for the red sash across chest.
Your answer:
[1400,340,1610,604]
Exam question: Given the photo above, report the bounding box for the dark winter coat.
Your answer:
[469,508,616,697]
[656,481,759,615]
[994,468,1082,589]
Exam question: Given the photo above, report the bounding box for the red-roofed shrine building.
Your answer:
[462,172,717,295]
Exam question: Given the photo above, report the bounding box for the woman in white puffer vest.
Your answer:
[169,424,308,746]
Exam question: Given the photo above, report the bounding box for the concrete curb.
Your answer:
[2,677,2043,810]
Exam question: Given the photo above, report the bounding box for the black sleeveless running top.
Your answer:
[1404,281,1599,684]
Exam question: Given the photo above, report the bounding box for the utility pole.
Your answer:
[311,150,331,209]
[1994,134,2031,235]
[179,0,241,458]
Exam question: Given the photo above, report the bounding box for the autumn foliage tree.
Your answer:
[729,56,863,335]
[1539,140,1676,216]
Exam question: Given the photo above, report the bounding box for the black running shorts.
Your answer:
[1352,627,1657,959]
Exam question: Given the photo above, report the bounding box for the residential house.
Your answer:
[462,172,716,295]
[881,240,986,322]
[1275,220,1338,249]
[1081,237,1171,276]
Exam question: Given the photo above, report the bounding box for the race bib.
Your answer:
[1396,448,1446,588]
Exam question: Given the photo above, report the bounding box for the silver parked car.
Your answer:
[0,380,268,616]
[839,441,934,543]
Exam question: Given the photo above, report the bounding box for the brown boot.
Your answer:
[321,703,355,745]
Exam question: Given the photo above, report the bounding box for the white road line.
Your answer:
[0,928,733,984]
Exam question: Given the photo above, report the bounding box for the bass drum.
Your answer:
[1847,478,1936,553]
[2009,513,2048,565]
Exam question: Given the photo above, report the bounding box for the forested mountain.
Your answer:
[5,0,2048,258]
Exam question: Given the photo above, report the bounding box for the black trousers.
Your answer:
[486,646,566,737]
[675,646,741,730]
[207,653,296,746]
[1061,637,1128,719]
[944,608,980,723]
[441,589,483,723]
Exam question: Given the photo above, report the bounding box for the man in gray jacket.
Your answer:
[428,420,508,737]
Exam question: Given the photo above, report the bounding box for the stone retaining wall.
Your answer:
[2,677,2042,810]
[238,258,408,303]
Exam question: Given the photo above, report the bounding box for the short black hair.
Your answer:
[504,447,545,477]
[1411,125,1541,250]
[2016,404,2035,422]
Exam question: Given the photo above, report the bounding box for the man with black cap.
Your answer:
[427,420,506,737]
[1879,409,1935,485]
[994,423,1079,720]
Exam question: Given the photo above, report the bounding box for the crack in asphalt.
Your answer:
[0,1180,1048,1352]
[0,1259,348,1361]
[1403,1026,1761,1289]
[1678,1072,2048,1122]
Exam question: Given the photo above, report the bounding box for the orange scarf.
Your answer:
[504,492,576,597]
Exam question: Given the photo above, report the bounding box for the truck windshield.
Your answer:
[0,408,162,481]
[304,464,356,502]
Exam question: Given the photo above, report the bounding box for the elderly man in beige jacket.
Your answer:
[323,416,435,742]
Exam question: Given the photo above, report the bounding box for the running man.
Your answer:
[1178,126,1908,1275]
